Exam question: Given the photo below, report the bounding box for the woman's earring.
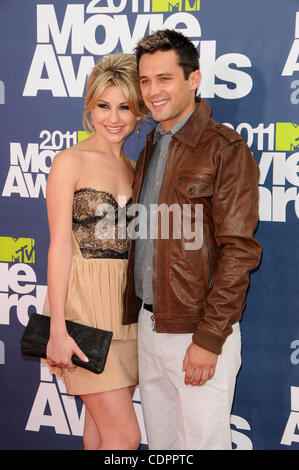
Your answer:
[137,119,141,137]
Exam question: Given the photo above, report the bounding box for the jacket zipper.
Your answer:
[203,231,212,289]
[151,139,175,331]
[144,136,158,332]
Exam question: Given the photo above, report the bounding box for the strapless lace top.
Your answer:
[72,188,133,259]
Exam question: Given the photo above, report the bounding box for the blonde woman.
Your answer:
[44,54,144,450]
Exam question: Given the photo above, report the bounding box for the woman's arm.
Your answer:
[46,150,88,368]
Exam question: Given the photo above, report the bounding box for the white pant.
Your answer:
[138,306,242,450]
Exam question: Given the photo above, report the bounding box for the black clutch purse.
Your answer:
[20,313,113,374]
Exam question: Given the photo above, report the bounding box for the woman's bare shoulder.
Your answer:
[47,146,85,191]
[51,144,84,169]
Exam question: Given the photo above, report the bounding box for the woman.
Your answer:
[44,54,144,450]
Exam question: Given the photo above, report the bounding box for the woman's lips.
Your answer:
[104,125,123,133]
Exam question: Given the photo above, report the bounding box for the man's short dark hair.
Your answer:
[135,29,199,80]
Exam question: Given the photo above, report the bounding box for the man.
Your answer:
[123,29,262,450]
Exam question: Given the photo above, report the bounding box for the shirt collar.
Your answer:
[153,110,194,144]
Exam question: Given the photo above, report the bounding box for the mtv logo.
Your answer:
[77,131,91,143]
[275,122,299,151]
[0,237,35,264]
[151,0,200,12]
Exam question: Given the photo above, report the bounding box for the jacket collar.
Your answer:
[146,98,212,148]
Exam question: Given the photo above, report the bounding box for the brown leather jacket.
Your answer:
[123,99,262,355]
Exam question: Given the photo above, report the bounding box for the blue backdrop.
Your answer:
[0,0,299,450]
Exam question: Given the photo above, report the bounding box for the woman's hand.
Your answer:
[46,331,89,369]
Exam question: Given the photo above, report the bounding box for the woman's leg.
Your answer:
[82,406,101,450]
[81,387,141,450]
[82,387,137,450]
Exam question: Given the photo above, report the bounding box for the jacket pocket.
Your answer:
[175,168,215,198]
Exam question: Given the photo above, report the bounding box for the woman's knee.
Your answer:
[101,426,141,450]
[127,427,141,450]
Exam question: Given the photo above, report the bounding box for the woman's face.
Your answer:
[91,85,137,143]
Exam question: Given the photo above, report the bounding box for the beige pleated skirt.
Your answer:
[43,235,138,395]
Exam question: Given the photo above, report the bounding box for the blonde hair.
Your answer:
[83,53,144,133]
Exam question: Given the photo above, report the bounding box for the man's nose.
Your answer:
[148,80,162,98]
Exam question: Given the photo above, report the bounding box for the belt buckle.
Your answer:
[151,313,156,332]
[143,303,156,331]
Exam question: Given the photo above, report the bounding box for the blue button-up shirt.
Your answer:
[134,112,193,303]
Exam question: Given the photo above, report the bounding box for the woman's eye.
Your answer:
[98,103,109,109]
[120,105,130,110]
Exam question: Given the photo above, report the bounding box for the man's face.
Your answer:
[139,49,201,132]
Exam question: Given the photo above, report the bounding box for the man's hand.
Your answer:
[182,342,218,386]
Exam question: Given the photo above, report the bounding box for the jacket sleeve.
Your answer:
[192,139,262,354]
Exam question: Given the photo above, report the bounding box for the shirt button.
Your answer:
[145,294,149,299]
[148,266,151,271]
[156,182,160,187]
[162,154,166,159]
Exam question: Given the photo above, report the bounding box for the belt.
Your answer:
[143,303,156,330]
[143,303,153,312]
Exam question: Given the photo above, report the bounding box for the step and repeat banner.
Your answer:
[0,0,299,450]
